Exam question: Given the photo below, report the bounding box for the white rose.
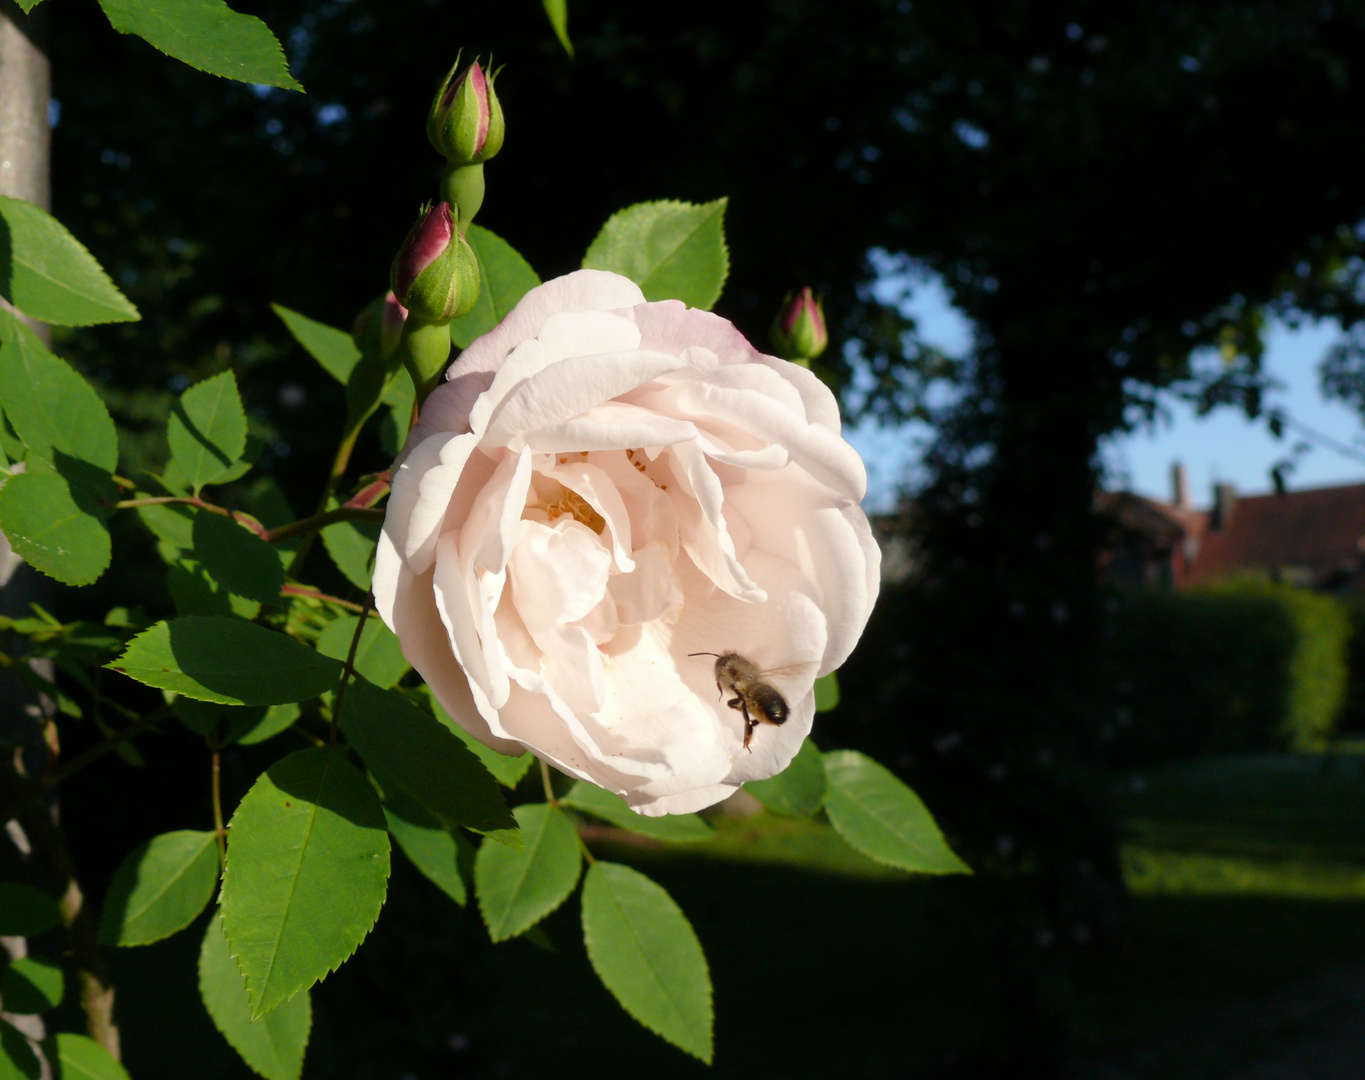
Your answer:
[373,270,879,815]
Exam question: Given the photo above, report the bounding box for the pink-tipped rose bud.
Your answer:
[390,202,480,322]
[427,58,505,165]
[770,288,829,363]
[352,291,409,361]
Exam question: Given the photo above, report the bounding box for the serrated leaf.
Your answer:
[0,1019,40,1079]
[581,861,712,1062]
[168,559,261,619]
[97,0,302,91]
[0,957,63,1013]
[0,196,139,325]
[423,688,532,789]
[272,304,359,384]
[540,0,573,56]
[200,915,311,1080]
[582,199,728,310]
[14,0,45,15]
[319,516,378,592]
[449,226,542,348]
[339,678,514,833]
[0,471,110,586]
[315,616,407,689]
[822,750,970,874]
[474,803,580,943]
[165,371,248,492]
[562,782,713,843]
[220,747,390,1018]
[0,308,117,475]
[98,830,220,946]
[192,512,284,605]
[108,617,343,706]
[814,671,840,712]
[383,792,470,908]
[0,883,59,936]
[745,737,826,816]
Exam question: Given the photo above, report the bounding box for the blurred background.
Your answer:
[15,0,1365,1075]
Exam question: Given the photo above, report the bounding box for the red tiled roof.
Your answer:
[1186,482,1365,584]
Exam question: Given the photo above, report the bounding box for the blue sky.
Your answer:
[842,275,1365,512]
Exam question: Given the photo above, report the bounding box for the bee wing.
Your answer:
[759,661,820,682]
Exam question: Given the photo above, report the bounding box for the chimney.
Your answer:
[1211,482,1237,530]
[1171,461,1191,510]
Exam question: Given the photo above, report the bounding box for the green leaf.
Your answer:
[167,559,260,619]
[582,199,729,310]
[98,830,220,946]
[822,750,971,874]
[339,679,514,834]
[0,1019,40,1080]
[745,737,827,816]
[136,501,196,557]
[199,916,311,1080]
[52,1034,131,1080]
[165,371,248,493]
[319,516,378,592]
[423,688,533,789]
[814,671,840,712]
[97,0,302,91]
[0,471,110,587]
[0,883,59,936]
[474,803,580,943]
[0,196,139,325]
[272,304,359,384]
[380,370,415,454]
[316,616,408,689]
[540,0,573,56]
[109,617,343,706]
[220,747,390,1019]
[192,512,284,606]
[581,861,712,1062]
[233,702,301,746]
[449,226,542,349]
[0,309,118,475]
[0,957,63,1013]
[561,782,714,843]
[383,792,471,908]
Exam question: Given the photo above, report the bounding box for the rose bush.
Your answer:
[374,269,880,815]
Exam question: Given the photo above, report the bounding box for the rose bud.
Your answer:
[769,287,829,363]
[374,270,880,816]
[352,291,409,361]
[427,57,505,165]
[389,202,480,322]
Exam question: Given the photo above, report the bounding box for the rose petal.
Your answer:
[481,349,698,451]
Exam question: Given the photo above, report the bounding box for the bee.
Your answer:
[689,651,791,751]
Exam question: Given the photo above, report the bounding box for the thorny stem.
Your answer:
[211,749,225,866]
[41,705,170,789]
[262,506,384,544]
[0,758,120,1059]
[279,584,378,614]
[329,593,373,747]
[539,758,557,805]
[112,494,387,547]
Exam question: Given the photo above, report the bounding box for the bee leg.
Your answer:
[739,702,756,753]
